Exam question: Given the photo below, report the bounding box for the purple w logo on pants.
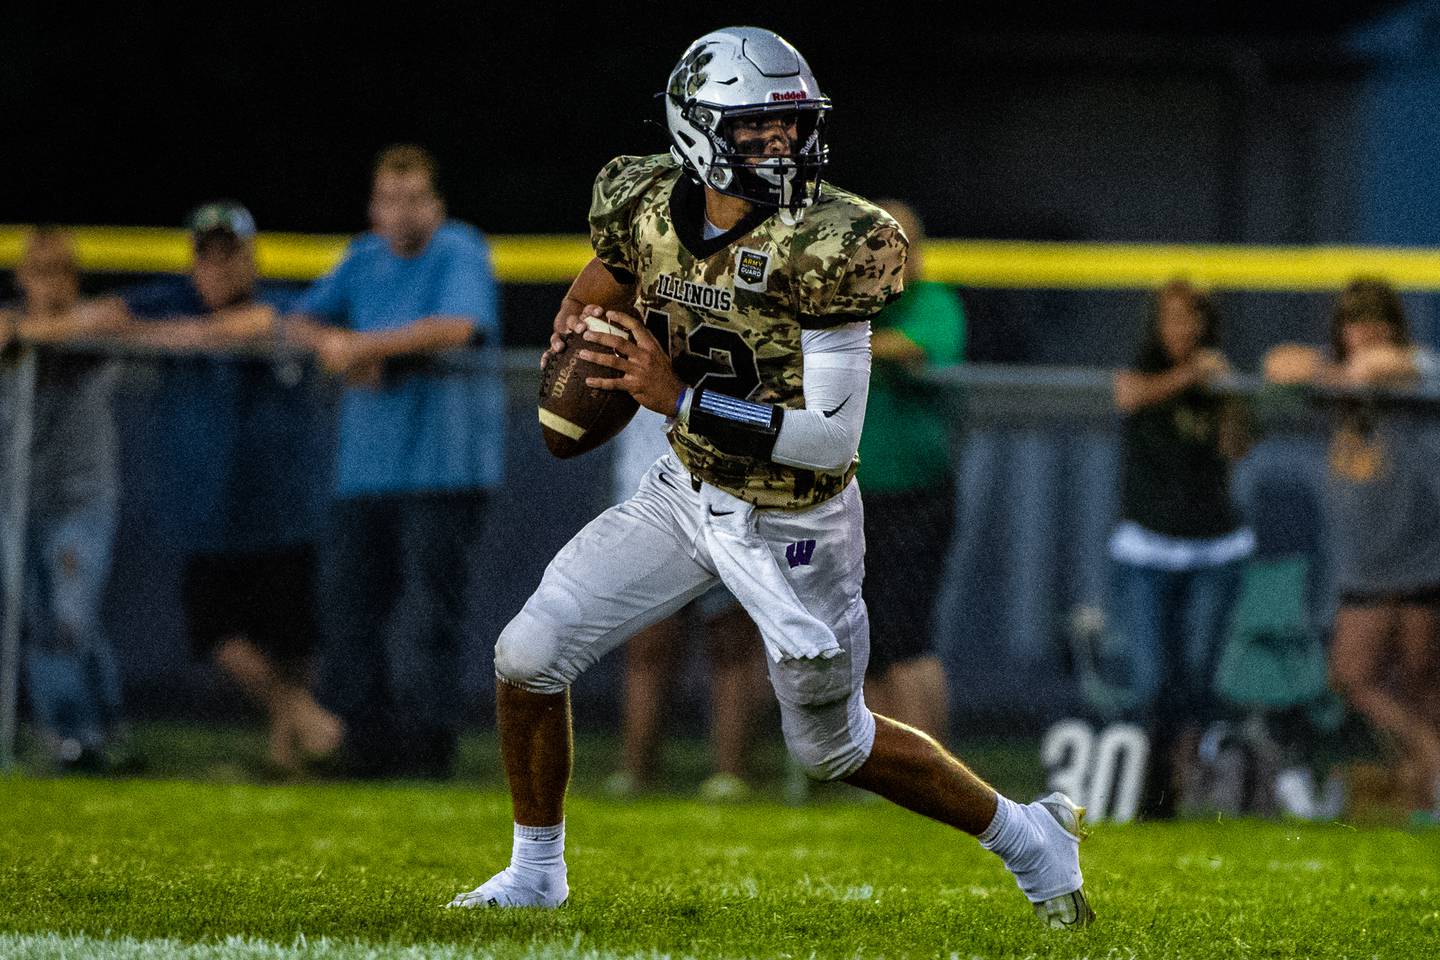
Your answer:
[786,539,816,568]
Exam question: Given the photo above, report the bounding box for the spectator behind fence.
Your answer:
[285,144,503,779]
[856,201,964,742]
[1265,279,1440,817]
[1110,279,1254,819]
[2,228,129,770]
[603,408,766,801]
[122,202,340,775]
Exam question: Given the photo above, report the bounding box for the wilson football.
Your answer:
[538,316,640,458]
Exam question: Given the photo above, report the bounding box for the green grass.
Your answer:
[100,724,1048,802]
[3,761,1438,960]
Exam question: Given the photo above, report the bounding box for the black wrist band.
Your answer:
[686,386,783,460]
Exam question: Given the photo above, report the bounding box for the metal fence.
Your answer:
[3,339,1436,767]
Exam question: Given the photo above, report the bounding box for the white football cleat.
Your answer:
[1017,792,1095,929]
[447,867,568,909]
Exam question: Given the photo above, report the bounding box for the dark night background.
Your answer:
[0,3,1412,237]
[14,2,1440,360]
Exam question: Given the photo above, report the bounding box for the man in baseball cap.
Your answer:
[119,200,341,776]
[186,201,260,312]
[187,201,258,243]
[124,200,262,320]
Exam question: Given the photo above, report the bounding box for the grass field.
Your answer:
[3,729,1438,959]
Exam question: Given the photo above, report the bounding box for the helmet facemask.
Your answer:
[704,103,829,213]
[663,28,832,215]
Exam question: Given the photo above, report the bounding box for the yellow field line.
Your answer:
[6,225,1440,291]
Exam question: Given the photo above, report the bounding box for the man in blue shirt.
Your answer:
[286,144,503,779]
[122,202,340,775]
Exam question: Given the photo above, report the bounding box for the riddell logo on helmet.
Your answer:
[770,91,807,102]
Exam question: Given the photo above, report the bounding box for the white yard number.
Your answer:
[1040,720,1149,824]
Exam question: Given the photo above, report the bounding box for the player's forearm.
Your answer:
[678,323,871,473]
[771,354,870,472]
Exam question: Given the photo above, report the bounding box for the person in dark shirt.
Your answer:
[2,228,128,771]
[1110,279,1253,818]
[121,202,340,776]
[1266,278,1440,817]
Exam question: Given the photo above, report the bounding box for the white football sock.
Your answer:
[448,822,568,908]
[977,794,1082,903]
[977,793,1034,863]
[510,821,566,884]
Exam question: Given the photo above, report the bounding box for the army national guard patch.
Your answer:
[735,248,769,289]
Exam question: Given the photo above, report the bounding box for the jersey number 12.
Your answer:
[646,308,760,400]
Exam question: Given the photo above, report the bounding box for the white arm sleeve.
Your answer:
[770,322,872,472]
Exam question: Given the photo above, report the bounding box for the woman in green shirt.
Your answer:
[859,202,966,742]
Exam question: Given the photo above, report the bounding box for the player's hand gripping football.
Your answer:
[578,309,685,417]
[540,298,593,369]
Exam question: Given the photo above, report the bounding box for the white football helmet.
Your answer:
[664,26,831,212]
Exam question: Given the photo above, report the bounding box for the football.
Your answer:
[537,315,640,458]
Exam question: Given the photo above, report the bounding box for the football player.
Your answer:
[452,26,1093,928]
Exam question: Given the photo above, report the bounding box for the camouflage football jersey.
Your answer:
[589,153,907,510]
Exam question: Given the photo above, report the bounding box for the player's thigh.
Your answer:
[765,618,874,780]
[495,482,715,691]
[754,482,875,778]
[754,480,868,651]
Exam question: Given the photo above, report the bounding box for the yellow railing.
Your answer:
[928,241,1440,291]
[7,225,1440,290]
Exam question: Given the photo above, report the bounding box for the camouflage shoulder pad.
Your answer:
[794,185,909,325]
[588,153,681,277]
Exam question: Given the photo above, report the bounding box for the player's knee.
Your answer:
[783,733,867,782]
[780,708,875,782]
[494,611,572,694]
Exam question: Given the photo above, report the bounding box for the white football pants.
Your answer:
[495,452,875,781]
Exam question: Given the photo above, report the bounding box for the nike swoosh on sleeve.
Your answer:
[823,396,850,418]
